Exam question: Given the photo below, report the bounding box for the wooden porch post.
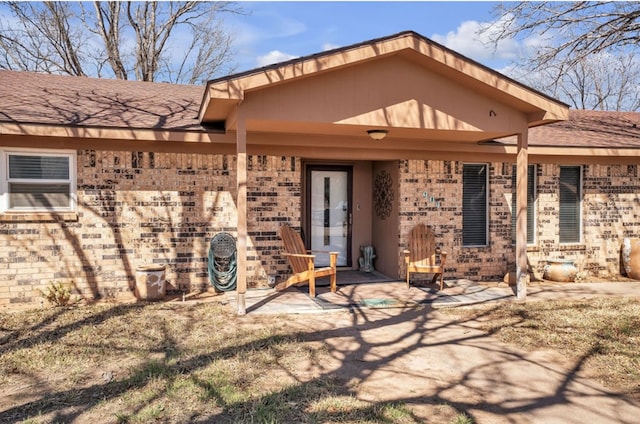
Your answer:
[516,130,529,300]
[236,110,247,315]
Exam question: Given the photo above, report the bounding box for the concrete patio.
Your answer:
[220,272,640,314]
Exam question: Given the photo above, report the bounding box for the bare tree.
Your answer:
[0,2,86,76]
[488,1,640,110]
[0,1,242,84]
[509,52,640,111]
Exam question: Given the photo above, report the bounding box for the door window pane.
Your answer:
[309,169,349,266]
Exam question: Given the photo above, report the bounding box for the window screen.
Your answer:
[4,152,73,211]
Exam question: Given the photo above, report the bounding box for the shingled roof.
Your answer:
[499,110,640,148]
[529,110,640,148]
[0,70,204,131]
[1,69,639,149]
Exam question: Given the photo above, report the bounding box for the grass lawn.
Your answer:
[0,300,461,423]
[445,297,640,401]
[0,296,638,423]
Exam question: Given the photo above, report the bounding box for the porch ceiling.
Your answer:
[199,31,569,145]
[244,119,509,143]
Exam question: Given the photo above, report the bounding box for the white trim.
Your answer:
[0,147,77,213]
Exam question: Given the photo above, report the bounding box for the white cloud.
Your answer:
[225,8,308,71]
[256,50,298,67]
[229,10,307,47]
[322,43,341,51]
[431,14,542,64]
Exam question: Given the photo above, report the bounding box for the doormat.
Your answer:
[359,298,420,309]
[310,296,421,310]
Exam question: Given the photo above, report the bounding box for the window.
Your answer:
[511,164,536,244]
[559,166,581,243]
[463,164,488,246]
[1,150,76,212]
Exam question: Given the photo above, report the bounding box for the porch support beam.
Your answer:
[516,130,528,300]
[236,108,248,315]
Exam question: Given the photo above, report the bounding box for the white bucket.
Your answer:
[135,265,166,301]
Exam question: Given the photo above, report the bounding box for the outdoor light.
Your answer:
[367,129,389,140]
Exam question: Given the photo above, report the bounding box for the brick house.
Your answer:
[1,31,639,312]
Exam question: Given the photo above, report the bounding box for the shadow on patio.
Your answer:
[223,271,516,314]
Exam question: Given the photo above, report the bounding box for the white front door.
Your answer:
[307,166,352,267]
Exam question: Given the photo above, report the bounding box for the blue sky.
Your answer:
[226,1,523,73]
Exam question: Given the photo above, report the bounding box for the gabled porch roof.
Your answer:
[199,31,569,150]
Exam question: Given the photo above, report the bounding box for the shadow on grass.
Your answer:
[1,301,638,423]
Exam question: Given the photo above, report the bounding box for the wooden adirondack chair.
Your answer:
[403,223,448,290]
[276,224,338,297]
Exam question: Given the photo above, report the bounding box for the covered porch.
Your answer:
[198,31,569,313]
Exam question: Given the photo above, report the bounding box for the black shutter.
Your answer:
[559,166,581,243]
[463,164,487,246]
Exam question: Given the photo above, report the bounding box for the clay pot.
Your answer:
[543,259,577,282]
[622,238,640,280]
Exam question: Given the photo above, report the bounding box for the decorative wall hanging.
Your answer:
[374,170,394,220]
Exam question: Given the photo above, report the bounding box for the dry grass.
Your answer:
[0,301,436,423]
[6,295,637,423]
[447,297,640,399]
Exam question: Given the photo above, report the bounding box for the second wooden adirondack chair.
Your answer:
[404,223,448,290]
[276,224,338,297]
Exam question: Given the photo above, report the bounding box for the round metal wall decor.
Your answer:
[374,170,394,220]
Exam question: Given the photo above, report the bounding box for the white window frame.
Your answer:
[1,148,77,213]
[462,163,489,247]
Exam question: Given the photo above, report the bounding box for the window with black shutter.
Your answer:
[463,164,488,246]
[511,164,536,244]
[559,166,581,243]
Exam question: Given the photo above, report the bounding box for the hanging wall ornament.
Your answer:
[374,170,394,220]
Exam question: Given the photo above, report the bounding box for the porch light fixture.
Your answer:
[367,129,388,140]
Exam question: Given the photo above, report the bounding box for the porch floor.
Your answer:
[218,271,640,314]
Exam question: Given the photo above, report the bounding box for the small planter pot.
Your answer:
[135,264,166,301]
[622,238,640,280]
[543,259,578,282]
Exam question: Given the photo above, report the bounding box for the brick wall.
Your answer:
[247,155,302,283]
[398,160,640,282]
[0,150,301,309]
[524,164,640,278]
[4,153,640,308]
